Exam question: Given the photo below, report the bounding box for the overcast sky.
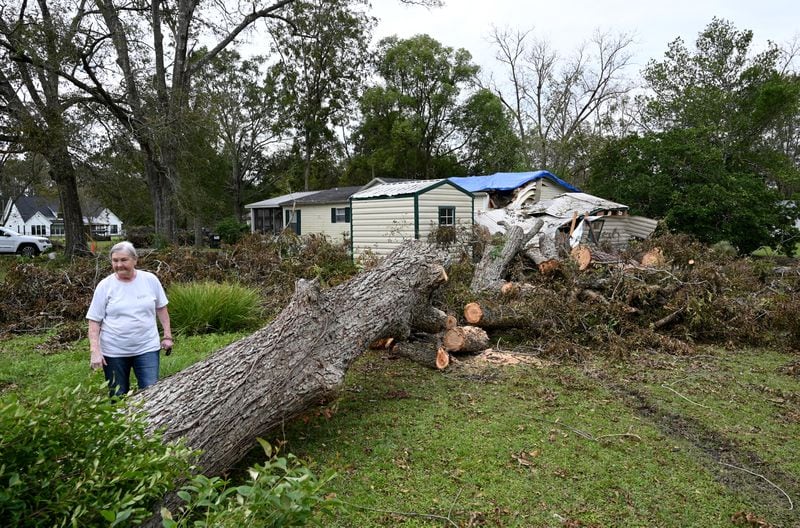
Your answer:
[370,0,799,80]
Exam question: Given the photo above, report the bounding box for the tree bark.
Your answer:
[132,241,449,477]
[442,326,490,354]
[464,301,531,329]
[471,220,543,293]
[391,333,449,370]
[410,305,457,334]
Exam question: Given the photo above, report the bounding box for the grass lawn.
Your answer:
[1,332,798,527]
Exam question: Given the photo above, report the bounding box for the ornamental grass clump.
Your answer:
[168,281,264,335]
[0,383,194,527]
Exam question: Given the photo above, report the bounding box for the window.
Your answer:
[438,206,455,226]
[331,207,351,223]
[31,225,47,236]
[50,222,64,236]
[436,206,456,244]
[285,209,301,235]
[110,225,119,235]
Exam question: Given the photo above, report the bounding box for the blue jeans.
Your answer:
[103,351,160,396]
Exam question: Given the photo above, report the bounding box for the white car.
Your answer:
[0,226,53,257]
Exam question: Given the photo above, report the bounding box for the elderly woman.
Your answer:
[87,241,172,396]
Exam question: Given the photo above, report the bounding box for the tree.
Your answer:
[589,19,800,253]
[268,0,374,191]
[455,88,524,175]
[347,34,482,181]
[488,27,634,181]
[0,1,89,257]
[195,50,283,223]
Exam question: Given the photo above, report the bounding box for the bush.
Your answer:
[0,383,194,527]
[124,226,155,248]
[168,281,263,335]
[163,440,339,527]
[215,217,248,245]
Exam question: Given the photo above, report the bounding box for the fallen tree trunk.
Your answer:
[471,220,543,292]
[132,241,450,478]
[442,325,490,354]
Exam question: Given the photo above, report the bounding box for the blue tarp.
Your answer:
[448,171,579,193]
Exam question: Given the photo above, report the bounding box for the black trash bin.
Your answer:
[208,233,221,249]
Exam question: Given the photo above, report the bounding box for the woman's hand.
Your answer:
[90,348,106,370]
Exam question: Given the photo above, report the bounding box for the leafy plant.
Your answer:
[168,281,263,335]
[163,439,339,527]
[0,383,194,527]
[215,217,249,245]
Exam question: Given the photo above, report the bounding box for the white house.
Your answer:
[350,179,474,259]
[1,195,124,238]
[245,178,407,237]
[245,191,320,235]
[286,186,362,239]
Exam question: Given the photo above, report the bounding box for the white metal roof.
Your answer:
[351,179,446,199]
[245,191,319,209]
[524,192,628,218]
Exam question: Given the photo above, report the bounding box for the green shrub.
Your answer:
[215,217,248,245]
[163,439,339,528]
[0,383,194,527]
[168,282,263,335]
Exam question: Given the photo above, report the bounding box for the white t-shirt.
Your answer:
[86,270,169,357]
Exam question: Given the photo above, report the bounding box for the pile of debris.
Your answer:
[450,171,658,274]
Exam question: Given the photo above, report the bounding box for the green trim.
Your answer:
[414,194,419,239]
[471,196,474,225]
[349,198,354,260]
[438,205,456,226]
[351,180,474,201]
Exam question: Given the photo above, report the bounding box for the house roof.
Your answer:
[245,191,320,209]
[293,186,363,205]
[13,195,59,222]
[448,171,579,193]
[351,179,468,199]
[525,192,628,218]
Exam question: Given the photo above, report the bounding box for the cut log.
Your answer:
[640,247,665,267]
[369,337,395,350]
[537,259,561,275]
[411,305,457,334]
[442,326,490,354]
[392,335,450,370]
[570,244,624,271]
[471,220,544,292]
[464,301,531,329]
[500,282,538,298]
[131,240,450,480]
[570,245,593,271]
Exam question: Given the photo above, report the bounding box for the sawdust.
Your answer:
[450,349,549,374]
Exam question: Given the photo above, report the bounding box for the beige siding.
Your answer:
[417,187,473,241]
[537,179,572,201]
[289,203,351,240]
[352,185,474,259]
[352,197,416,257]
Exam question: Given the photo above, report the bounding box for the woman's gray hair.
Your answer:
[109,241,138,260]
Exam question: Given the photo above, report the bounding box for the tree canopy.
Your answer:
[588,18,800,253]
